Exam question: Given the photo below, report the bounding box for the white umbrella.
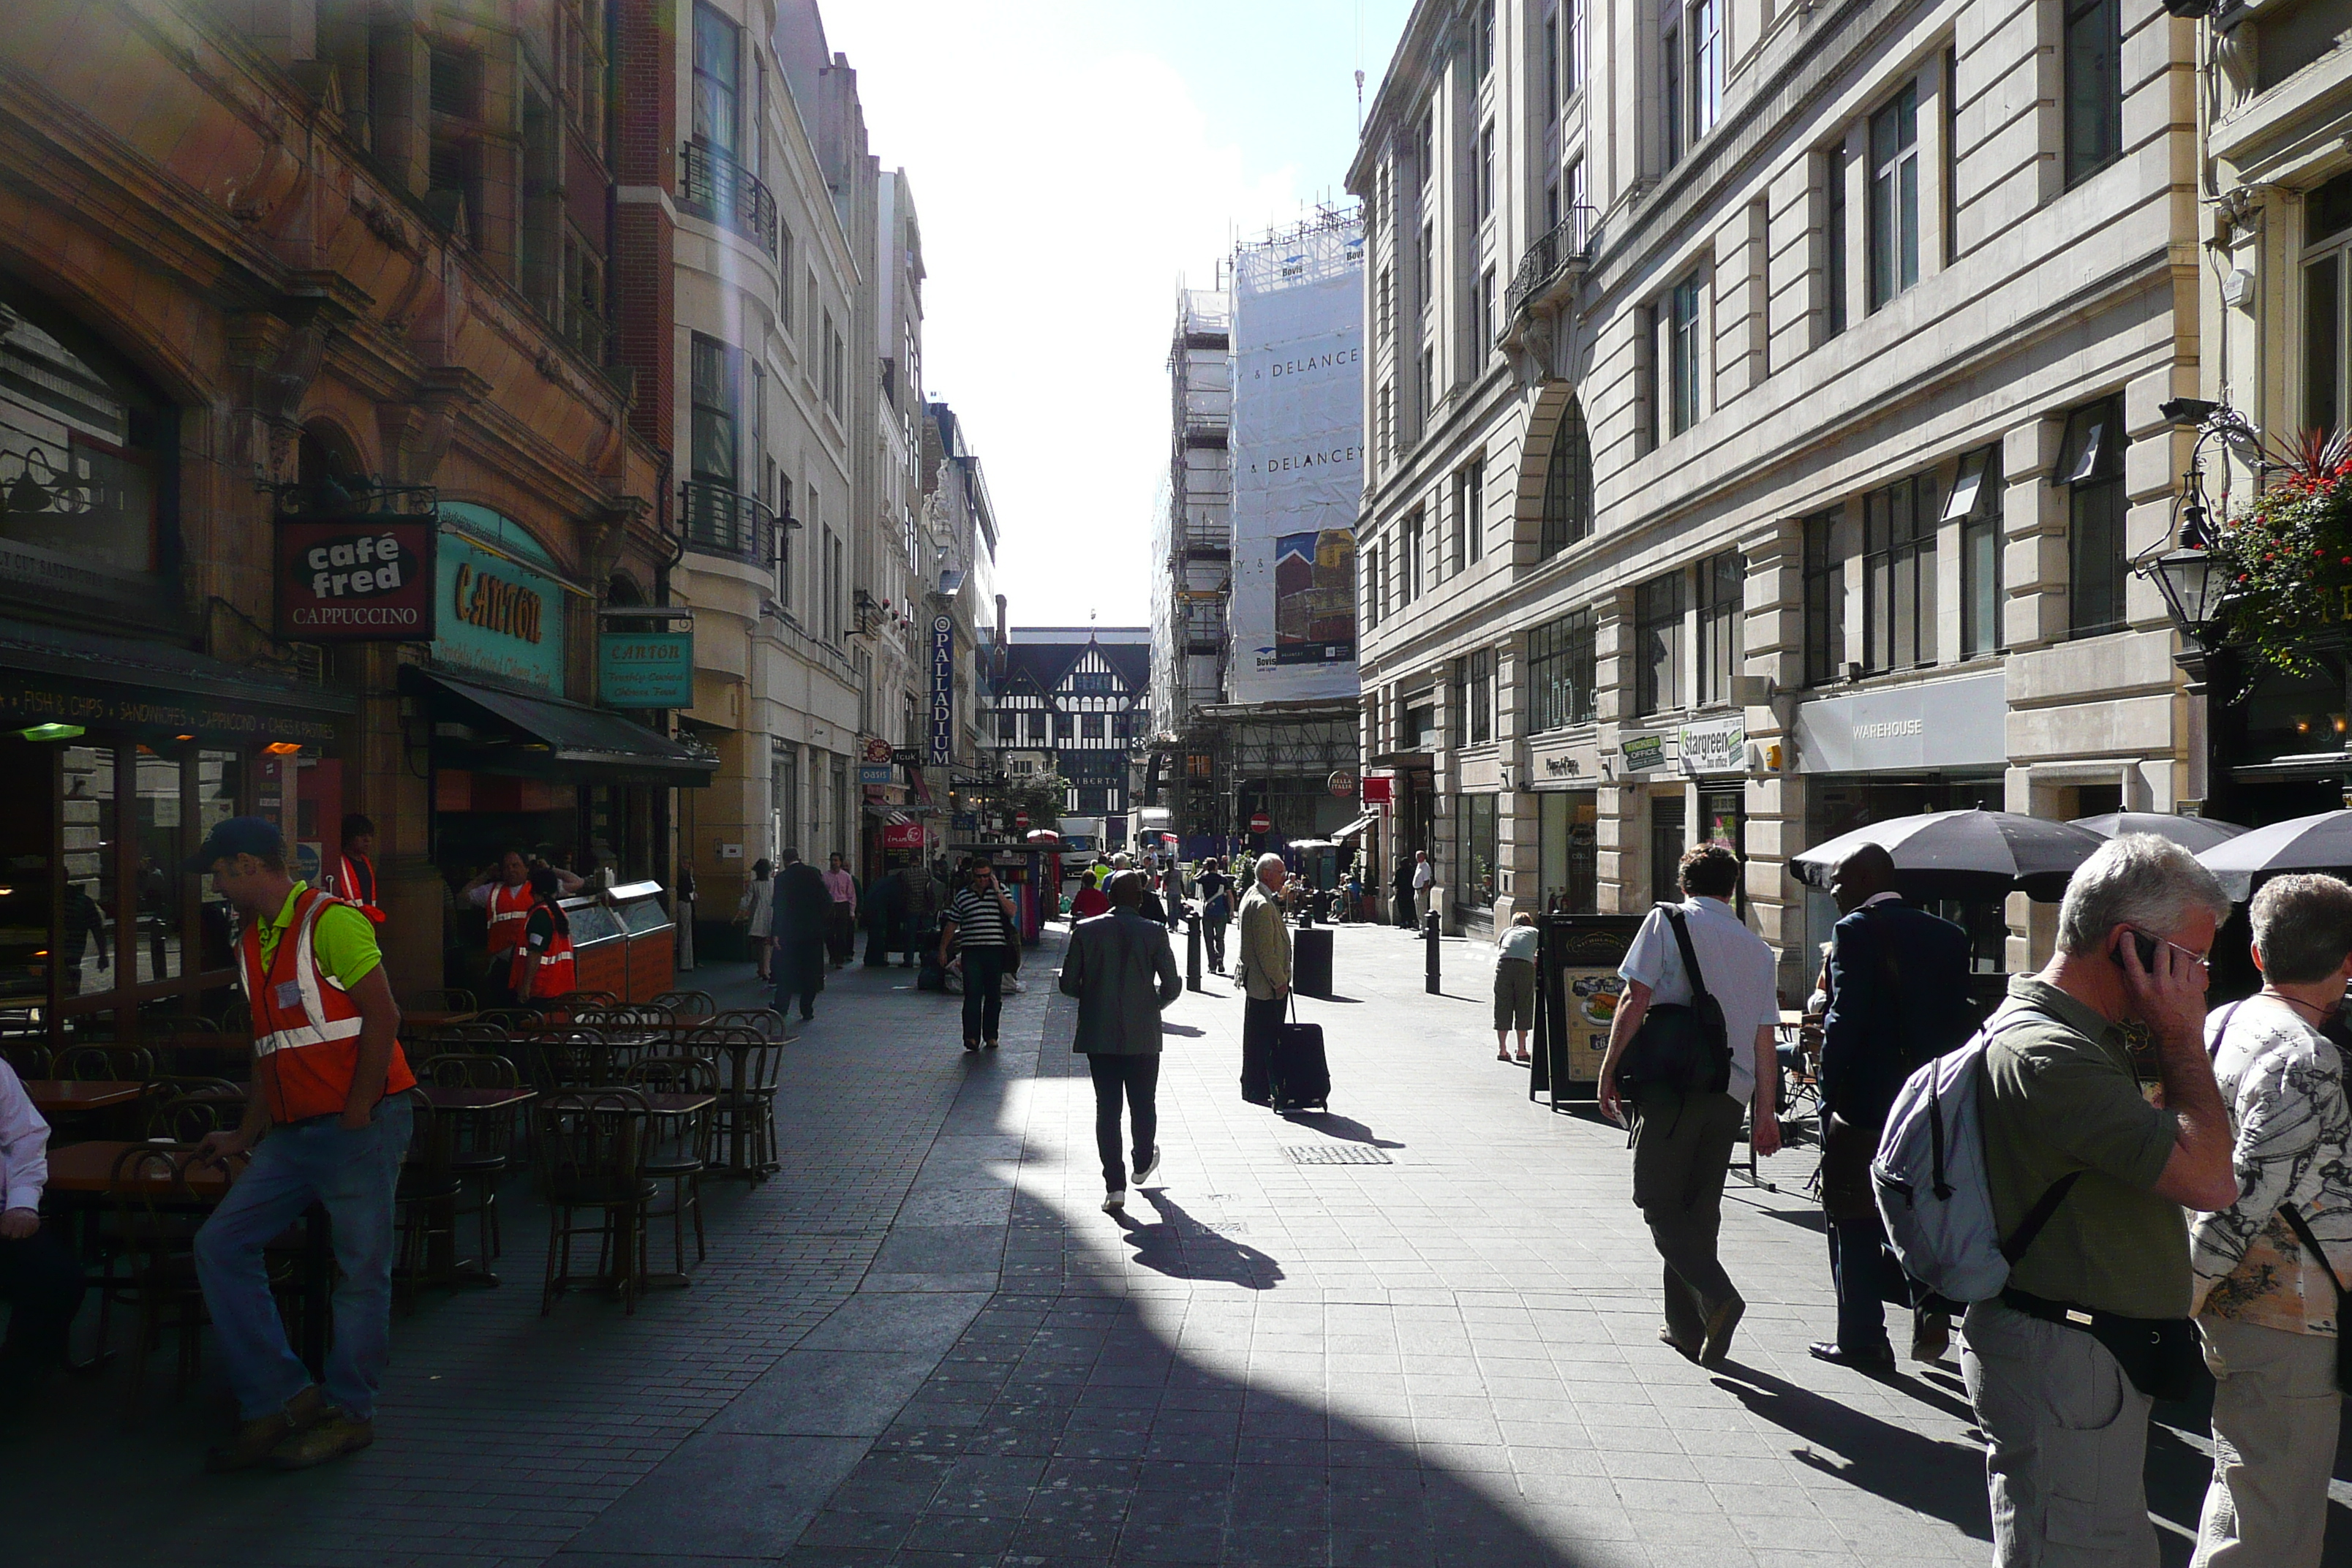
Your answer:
[2197,811,2352,901]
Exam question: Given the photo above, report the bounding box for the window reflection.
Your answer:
[197,750,241,974]
[61,745,114,997]
[134,750,181,983]
[0,737,50,1008]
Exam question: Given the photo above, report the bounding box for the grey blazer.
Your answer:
[1236,884,1292,1001]
[1059,908,1183,1054]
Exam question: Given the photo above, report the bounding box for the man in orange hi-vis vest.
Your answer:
[332,813,384,925]
[185,816,414,1474]
[460,848,579,1004]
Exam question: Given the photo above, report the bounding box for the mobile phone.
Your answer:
[2116,929,2161,972]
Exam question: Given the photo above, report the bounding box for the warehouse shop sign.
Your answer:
[274,520,436,642]
[598,630,693,708]
[1792,671,2006,774]
[434,531,565,690]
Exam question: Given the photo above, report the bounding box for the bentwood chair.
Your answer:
[708,1007,790,1039]
[55,1044,154,1082]
[648,990,717,1018]
[415,1052,524,1262]
[622,1055,718,1273]
[139,1086,244,1144]
[532,1089,655,1315]
[0,1041,48,1079]
[688,1026,782,1180]
[527,1029,611,1090]
[105,1145,216,1415]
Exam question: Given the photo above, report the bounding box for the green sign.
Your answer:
[1620,734,1668,774]
[434,527,565,690]
[600,630,693,707]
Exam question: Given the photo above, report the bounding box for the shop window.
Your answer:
[1863,473,1937,671]
[1539,398,1594,558]
[2058,396,2129,637]
[132,751,184,984]
[1651,794,1686,906]
[2302,171,2352,440]
[1527,608,1596,731]
[1868,83,1920,312]
[1635,570,1686,717]
[688,334,739,486]
[1696,550,1744,706]
[1948,446,2005,657]
[1455,649,1493,747]
[61,744,116,1001]
[2062,0,2121,189]
[1803,510,1845,685]
[771,746,798,857]
[1081,713,1104,741]
[691,2,741,154]
[1537,790,1598,913]
[1822,140,1849,339]
[1457,793,1498,911]
[1667,274,1703,434]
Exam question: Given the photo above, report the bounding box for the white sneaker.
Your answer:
[1132,1146,1161,1184]
[1101,1190,1125,1213]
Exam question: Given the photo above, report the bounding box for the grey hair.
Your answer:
[1254,852,1287,883]
[2250,874,2352,984]
[2055,833,2232,956]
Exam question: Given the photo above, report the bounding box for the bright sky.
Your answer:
[820,1,1415,627]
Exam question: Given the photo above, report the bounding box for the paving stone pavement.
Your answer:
[11,921,2345,1564]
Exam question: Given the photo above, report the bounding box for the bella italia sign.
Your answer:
[433,526,564,690]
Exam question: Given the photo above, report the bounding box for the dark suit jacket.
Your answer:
[773,862,833,948]
[1059,908,1183,1054]
[1820,897,1976,1126]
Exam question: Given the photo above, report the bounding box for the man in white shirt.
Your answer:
[0,1055,83,1391]
[1411,851,1434,921]
[1598,843,1782,1367]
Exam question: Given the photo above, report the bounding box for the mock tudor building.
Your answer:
[1352,0,2209,986]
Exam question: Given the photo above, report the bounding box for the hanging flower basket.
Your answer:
[2215,431,2352,679]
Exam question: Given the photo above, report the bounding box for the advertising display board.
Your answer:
[1229,215,1365,704]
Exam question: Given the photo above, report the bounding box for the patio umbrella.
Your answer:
[1286,840,1337,851]
[2197,811,2352,901]
[2070,812,2246,854]
[1024,829,1061,845]
[1790,809,2108,902]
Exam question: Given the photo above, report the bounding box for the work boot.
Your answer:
[205,1384,328,1473]
[271,1409,375,1470]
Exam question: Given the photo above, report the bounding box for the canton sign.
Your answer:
[927,615,955,766]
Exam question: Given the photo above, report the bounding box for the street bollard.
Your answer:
[1186,911,1203,992]
[1425,911,1441,994]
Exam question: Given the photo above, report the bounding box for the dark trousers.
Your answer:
[826,903,855,964]
[961,946,1007,1044]
[864,914,900,967]
[0,1224,84,1372]
[1393,891,1414,929]
[1828,1216,1908,1354]
[774,940,824,1018]
[1240,994,1284,1105]
[1203,919,1227,971]
[1630,1088,1745,1348]
[1087,1053,1161,1190]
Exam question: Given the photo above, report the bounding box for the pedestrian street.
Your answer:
[12,917,2331,1567]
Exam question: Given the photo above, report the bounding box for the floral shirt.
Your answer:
[2190,996,2352,1335]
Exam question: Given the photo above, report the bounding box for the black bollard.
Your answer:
[1186,911,1203,992]
[1425,910,1441,994]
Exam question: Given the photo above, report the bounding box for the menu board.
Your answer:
[1559,968,1627,1084]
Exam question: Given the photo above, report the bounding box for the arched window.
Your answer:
[1538,398,1591,558]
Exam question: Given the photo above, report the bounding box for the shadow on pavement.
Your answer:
[1117,1193,1284,1292]
[1710,1364,1993,1543]
[1278,1109,1404,1149]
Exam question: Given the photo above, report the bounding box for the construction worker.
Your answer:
[459,848,579,1005]
[509,867,578,1000]
[333,813,384,925]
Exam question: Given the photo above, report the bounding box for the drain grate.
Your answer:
[1283,1144,1394,1166]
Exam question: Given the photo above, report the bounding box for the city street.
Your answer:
[7,919,2298,1568]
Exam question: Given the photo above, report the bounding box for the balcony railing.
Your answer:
[680,140,779,260]
[1504,205,1600,327]
[679,479,777,567]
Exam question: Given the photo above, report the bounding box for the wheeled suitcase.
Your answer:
[1270,1000,1330,1112]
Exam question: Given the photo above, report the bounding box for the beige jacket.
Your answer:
[1236,882,1292,1001]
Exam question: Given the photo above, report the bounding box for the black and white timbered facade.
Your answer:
[986,628,1152,827]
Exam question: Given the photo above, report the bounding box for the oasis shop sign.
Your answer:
[433,532,565,690]
[274,520,436,642]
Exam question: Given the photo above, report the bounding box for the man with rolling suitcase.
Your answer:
[1237,853,1292,1106]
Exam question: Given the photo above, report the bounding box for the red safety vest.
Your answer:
[510,903,577,998]
[240,886,415,1124]
[484,881,532,957]
[336,852,385,924]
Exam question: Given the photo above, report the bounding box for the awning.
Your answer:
[409,666,717,785]
[1333,815,1377,842]
[0,614,355,745]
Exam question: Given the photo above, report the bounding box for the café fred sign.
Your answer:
[598,630,693,708]
[274,520,436,642]
[434,531,564,690]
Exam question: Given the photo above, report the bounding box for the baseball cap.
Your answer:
[185,815,286,874]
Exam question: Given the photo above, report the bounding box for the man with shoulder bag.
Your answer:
[1812,843,1977,1369]
[1598,843,1782,1368]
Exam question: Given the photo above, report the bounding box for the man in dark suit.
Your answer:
[1810,841,1976,1368]
[771,849,833,1021]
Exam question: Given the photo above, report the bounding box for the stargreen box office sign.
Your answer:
[600,631,693,707]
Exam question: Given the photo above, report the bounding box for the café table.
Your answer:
[399,1009,480,1037]
[25,1079,146,1115]
[412,1085,537,1287]
[45,1139,332,1379]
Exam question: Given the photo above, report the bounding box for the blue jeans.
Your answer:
[195,1098,412,1421]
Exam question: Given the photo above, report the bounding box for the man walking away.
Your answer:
[941,859,1018,1051]
[823,853,859,969]
[1236,853,1292,1106]
[2188,873,2352,1568]
[187,816,416,1471]
[1061,871,1183,1213]
[1196,857,1233,974]
[771,849,832,1021]
[1811,842,1977,1368]
[1967,834,2236,1568]
[1597,843,1782,1368]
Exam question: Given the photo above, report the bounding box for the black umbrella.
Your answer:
[1790,809,2108,902]
[2197,810,2352,901]
[2070,812,2245,854]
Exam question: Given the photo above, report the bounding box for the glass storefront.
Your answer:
[1455,791,1498,915]
[1534,790,1597,913]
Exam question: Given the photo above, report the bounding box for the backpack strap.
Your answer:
[2277,1203,2349,1305]
[1999,1171,2082,1264]
[1661,905,1712,1003]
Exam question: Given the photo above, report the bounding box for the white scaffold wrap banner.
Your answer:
[1229,216,1365,704]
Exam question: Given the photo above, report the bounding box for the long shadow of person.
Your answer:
[1278,1109,1404,1150]
[1710,1363,1992,1542]
[1117,1192,1284,1291]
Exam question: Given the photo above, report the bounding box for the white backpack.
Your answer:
[1871,1006,2079,1303]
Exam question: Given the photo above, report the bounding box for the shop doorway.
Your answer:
[1651,794,1686,905]
[1536,791,1597,913]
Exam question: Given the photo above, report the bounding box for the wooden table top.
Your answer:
[644,1092,716,1115]
[415,1085,538,1112]
[45,1139,234,1197]
[401,1010,480,1030]
[25,1079,145,1112]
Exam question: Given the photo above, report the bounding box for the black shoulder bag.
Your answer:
[1616,906,1732,1101]
[2274,1205,2352,1395]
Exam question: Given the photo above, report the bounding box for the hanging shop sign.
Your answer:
[1677,715,1748,777]
[862,736,893,765]
[275,519,436,642]
[434,531,564,690]
[598,630,693,707]
[859,764,894,785]
[882,822,925,849]
[927,615,955,766]
[1619,733,1670,774]
[1360,774,1393,804]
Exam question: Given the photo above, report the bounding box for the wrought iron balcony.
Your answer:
[680,140,779,260]
[679,479,777,568]
[1504,205,1600,328]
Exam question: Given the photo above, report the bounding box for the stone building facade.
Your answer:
[1352,0,2205,985]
